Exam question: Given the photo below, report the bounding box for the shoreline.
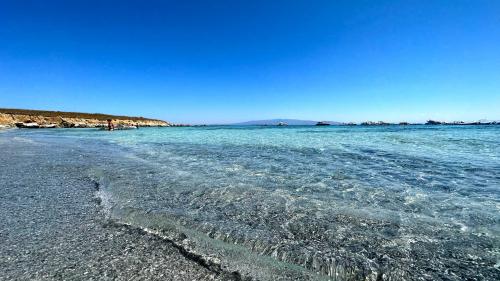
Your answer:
[0,135,230,281]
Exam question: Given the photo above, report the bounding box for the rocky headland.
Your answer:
[0,108,170,128]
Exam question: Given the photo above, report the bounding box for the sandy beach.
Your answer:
[0,135,239,281]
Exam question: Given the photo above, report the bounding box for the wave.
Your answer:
[88,168,420,281]
[91,178,245,279]
[76,130,500,281]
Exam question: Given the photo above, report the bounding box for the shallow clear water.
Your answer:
[3,125,500,280]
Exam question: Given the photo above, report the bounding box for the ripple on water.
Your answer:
[5,125,500,280]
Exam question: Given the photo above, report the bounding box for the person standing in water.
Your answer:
[107,119,114,131]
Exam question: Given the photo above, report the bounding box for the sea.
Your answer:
[1,125,499,280]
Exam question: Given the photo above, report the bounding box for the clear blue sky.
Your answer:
[1,0,499,124]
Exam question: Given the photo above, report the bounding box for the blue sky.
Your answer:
[1,0,499,124]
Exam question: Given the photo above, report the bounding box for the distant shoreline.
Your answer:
[1,108,498,129]
[230,118,499,126]
[225,122,500,127]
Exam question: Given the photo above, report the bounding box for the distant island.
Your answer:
[231,118,498,126]
[356,120,499,126]
[423,120,499,125]
[232,119,342,126]
[0,108,170,128]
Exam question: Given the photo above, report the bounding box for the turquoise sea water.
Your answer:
[2,125,499,280]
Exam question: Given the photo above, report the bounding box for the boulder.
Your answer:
[39,124,58,128]
[15,122,40,128]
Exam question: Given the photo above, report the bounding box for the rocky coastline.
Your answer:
[0,109,171,129]
[342,120,499,126]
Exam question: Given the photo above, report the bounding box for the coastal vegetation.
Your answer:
[0,108,164,122]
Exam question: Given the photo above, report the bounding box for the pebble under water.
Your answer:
[1,125,499,280]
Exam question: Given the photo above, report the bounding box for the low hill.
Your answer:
[0,108,170,128]
[232,119,341,125]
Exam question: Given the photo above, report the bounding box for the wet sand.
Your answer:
[0,137,236,281]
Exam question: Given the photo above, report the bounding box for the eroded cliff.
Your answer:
[0,109,170,128]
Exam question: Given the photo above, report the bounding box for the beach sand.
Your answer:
[0,137,236,281]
